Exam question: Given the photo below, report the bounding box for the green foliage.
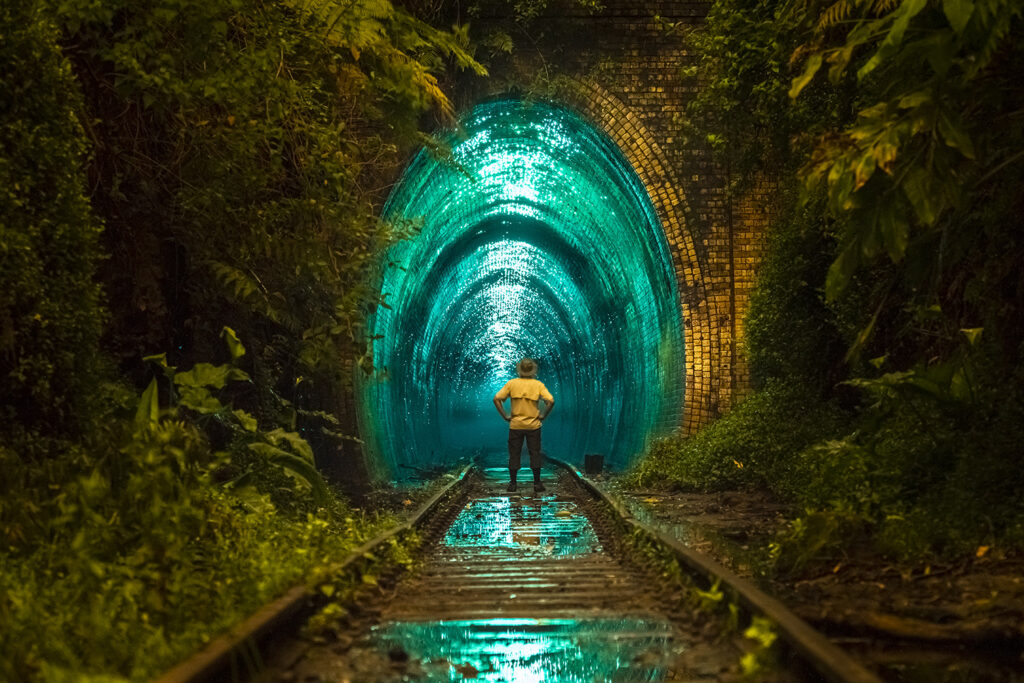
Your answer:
[456,0,604,70]
[137,328,333,509]
[0,1,105,437]
[0,330,394,680]
[745,197,847,391]
[740,616,780,678]
[1,1,472,679]
[470,0,605,24]
[628,382,847,491]
[0,447,391,681]
[769,376,1024,569]
[285,0,485,122]
[793,0,1024,308]
[53,0,483,446]
[639,0,1024,568]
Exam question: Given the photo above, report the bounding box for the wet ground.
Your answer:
[607,482,1024,682]
[282,468,745,682]
[605,486,789,580]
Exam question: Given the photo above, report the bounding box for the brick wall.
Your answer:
[454,0,771,435]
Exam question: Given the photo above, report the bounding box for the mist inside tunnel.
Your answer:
[359,98,684,476]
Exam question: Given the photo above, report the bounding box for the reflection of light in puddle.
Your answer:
[442,497,601,555]
[372,618,676,681]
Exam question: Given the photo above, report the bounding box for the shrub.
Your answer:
[628,381,847,491]
[0,338,393,681]
[0,1,105,437]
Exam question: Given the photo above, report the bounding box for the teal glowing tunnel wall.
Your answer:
[359,98,683,475]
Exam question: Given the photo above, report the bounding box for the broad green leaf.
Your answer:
[828,161,856,212]
[898,90,932,109]
[143,353,168,367]
[950,366,973,401]
[229,482,276,514]
[960,327,983,345]
[221,326,246,361]
[789,53,822,99]
[943,0,975,34]
[858,0,928,81]
[827,44,855,84]
[853,153,877,189]
[144,353,176,380]
[174,362,249,390]
[862,211,884,256]
[844,304,881,362]
[879,205,910,262]
[177,385,224,415]
[937,111,976,159]
[914,361,957,396]
[826,240,861,302]
[264,428,315,462]
[135,378,160,428]
[924,31,955,75]
[233,409,258,431]
[248,442,328,503]
[902,167,940,225]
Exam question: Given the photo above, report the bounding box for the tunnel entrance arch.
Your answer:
[359,98,685,476]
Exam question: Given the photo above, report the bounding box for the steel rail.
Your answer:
[154,465,473,683]
[548,456,882,683]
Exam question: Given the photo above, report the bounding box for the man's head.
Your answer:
[516,358,538,378]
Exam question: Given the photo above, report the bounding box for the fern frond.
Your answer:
[207,260,261,302]
[416,68,454,121]
[206,260,303,330]
[870,0,902,16]
[283,0,391,50]
[818,0,858,30]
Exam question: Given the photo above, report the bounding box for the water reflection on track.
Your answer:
[289,467,705,681]
[442,495,602,556]
[370,618,675,682]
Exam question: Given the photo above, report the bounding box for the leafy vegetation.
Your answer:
[0,1,106,440]
[0,0,477,679]
[634,0,1024,569]
[631,381,847,491]
[0,327,400,681]
[4,0,1023,673]
[56,0,480,481]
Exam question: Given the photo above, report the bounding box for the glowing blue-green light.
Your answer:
[370,618,678,682]
[360,98,684,475]
[442,496,601,556]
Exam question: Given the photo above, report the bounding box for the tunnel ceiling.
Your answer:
[360,98,684,475]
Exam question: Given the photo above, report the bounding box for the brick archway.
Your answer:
[553,79,723,435]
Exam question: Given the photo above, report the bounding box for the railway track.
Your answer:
[158,462,882,683]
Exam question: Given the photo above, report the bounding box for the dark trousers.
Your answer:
[508,428,542,469]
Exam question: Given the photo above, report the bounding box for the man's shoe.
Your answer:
[533,482,546,493]
[507,482,517,492]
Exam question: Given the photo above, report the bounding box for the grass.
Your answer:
[0,431,399,682]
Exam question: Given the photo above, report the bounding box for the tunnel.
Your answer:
[358,98,684,477]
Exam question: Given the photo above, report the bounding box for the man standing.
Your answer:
[493,358,555,493]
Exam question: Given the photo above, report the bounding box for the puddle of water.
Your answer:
[480,466,559,481]
[443,497,601,555]
[371,617,678,682]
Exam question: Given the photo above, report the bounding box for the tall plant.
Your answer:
[0,1,105,440]
[52,0,483,480]
[790,0,1024,371]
